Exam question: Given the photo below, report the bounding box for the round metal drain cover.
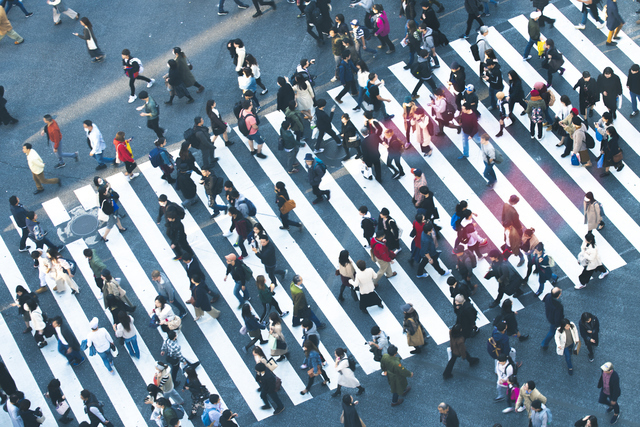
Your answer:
[70,214,99,237]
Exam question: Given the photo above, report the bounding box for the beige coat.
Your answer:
[338,262,356,280]
[515,386,547,417]
[0,8,13,36]
[583,200,602,231]
[554,322,580,355]
[350,268,377,295]
[269,321,287,357]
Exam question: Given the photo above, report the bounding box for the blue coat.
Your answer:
[606,0,624,31]
[338,59,357,85]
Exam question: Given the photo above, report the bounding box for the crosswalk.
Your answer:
[3,6,640,424]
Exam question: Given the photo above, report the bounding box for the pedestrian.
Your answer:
[276,77,295,113]
[505,71,527,123]
[411,107,434,157]
[83,120,115,170]
[154,362,185,405]
[574,71,598,120]
[3,0,32,17]
[431,88,460,135]
[189,116,217,169]
[22,143,61,194]
[101,269,135,310]
[402,21,421,69]
[460,0,483,39]
[150,138,175,184]
[417,223,451,278]
[173,47,204,95]
[484,59,504,110]
[410,49,437,97]
[335,51,359,103]
[9,196,32,253]
[303,0,325,44]
[121,49,154,103]
[449,276,471,300]
[190,274,221,321]
[84,317,116,374]
[457,105,480,159]
[136,91,165,138]
[574,0,605,29]
[46,246,80,294]
[25,212,64,255]
[18,400,45,427]
[23,297,53,349]
[541,286,563,350]
[242,303,268,353]
[164,59,194,105]
[598,362,620,424]
[363,73,394,121]
[530,400,552,427]
[360,126,383,183]
[600,127,624,176]
[605,0,624,46]
[403,303,428,354]
[0,8,23,45]
[380,345,412,406]
[44,378,72,424]
[224,207,250,259]
[583,192,604,231]
[351,260,382,313]
[238,99,267,158]
[554,318,580,375]
[371,4,394,54]
[332,348,365,398]
[447,61,466,111]
[252,234,287,288]
[98,184,127,242]
[304,153,331,204]
[113,132,139,181]
[151,270,187,318]
[254,363,285,415]
[359,206,377,248]
[438,402,459,427]
[379,208,401,252]
[47,0,78,25]
[514,380,546,416]
[338,113,360,160]
[498,298,529,341]
[162,331,199,385]
[290,275,325,328]
[526,89,546,140]
[51,316,85,366]
[73,18,104,62]
[597,67,623,119]
[575,415,599,427]
[200,168,227,218]
[313,99,341,154]
[530,242,557,296]
[381,128,405,179]
[299,340,330,395]
[576,231,608,289]
[579,312,599,362]
[480,133,497,187]
[6,392,23,427]
[41,115,78,168]
[280,120,301,174]
[541,39,565,89]
[454,292,478,335]
[370,229,397,282]
[336,250,357,302]
[206,100,233,147]
[443,323,479,379]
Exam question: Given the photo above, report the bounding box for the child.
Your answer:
[358,206,377,249]
[200,169,227,218]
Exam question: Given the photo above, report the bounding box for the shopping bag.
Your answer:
[361,162,373,180]
[537,41,545,56]
[597,155,604,169]
[571,153,580,166]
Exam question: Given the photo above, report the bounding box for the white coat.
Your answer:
[580,241,602,271]
[495,361,513,386]
[349,268,377,295]
[336,357,360,388]
[26,305,46,331]
[554,322,580,356]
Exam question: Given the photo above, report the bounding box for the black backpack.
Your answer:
[362,26,372,40]
[585,132,595,149]
[347,352,357,372]
[183,128,200,149]
[470,42,481,61]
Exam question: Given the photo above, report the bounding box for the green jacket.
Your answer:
[280,128,297,150]
[290,282,307,316]
[87,250,107,277]
[528,18,540,42]
[145,96,159,121]
[380,354,412,394]
[285,107,304,133]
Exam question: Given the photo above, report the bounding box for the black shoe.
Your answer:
[519,334,530,341]
[33,189,44,195]
[218,10,229,15]
[331,390,341,397]
[253,11,263,17]
[261,404,271,410]
[317,323,326,330]
[488,299,500,308]
[443,372,453,379]
[469,357,480,366]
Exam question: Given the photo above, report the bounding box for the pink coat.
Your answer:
[375,11,390,36]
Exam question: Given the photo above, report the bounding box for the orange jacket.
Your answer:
[47,120,62,149]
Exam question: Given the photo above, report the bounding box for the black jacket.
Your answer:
[509,78,525,102]
[421,7,440,30]
[579,315,599,346]
[543,293,564,326]
[10,203,29,228]
[56,322,81,350]
[185,258,204,282]
[598,370,620,401]
[307,161,326,187]
[192,282,212,311]
[361,135,381,163]
[449,67,466,93]
[157,201,182,224]
[597,73,623,110]
[256,369,278,393]
[256,241,277,267]
[194,125,214,152]
[315,109,334,131]
[166,219,188,246]
[226,261,247,284]
[485,64,504,90]
[573,77,599,107]
[277,83,295,112]
[454,301,477,338]
[400,0,416,20]
[628,69,640,94]
[464,0,481,15]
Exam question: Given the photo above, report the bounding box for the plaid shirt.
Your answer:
[161,338,186,363]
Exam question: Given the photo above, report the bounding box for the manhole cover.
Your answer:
[70,214,99,237]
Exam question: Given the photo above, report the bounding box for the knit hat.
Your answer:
[530,11,541,19]
[450,61,460,70]
[601,362,613,371]
[225,253,237,262]
[101,268,110,277]
[530,89,539,96]
[465,84,474,92]
[400,303,413,312]
[571,107,579,115]
[304,153,314,161]
[411,168,422,177]
[89,317,99,330]
[350,19,359,26]
[404,96,413,104]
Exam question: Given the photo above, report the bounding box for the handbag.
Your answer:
[536,41,545,56]
[280,199,296,214]
[186,296,195,305]
[613,149,623,163]
[570,153,580,166]
[577,251,588,267]
[307,365,321,377]
[167,316,182,330]
[268,334,277,349]
[274,375,282,392]
[276,339,287,350]
[361,162,373,180]
[110,344,118,358]
[574,340,582,355]
[266,357,278,371]
[239,325,247,335]
[55,400,70,415]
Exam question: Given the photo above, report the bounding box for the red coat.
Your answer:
[412,220,424,249]
[47,120,62,149]
[115,140,134,163]
[370,237,395,262]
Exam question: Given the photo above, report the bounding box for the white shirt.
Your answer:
[85,124,105,155]
[86,327,113,353]
[55,326,69,346]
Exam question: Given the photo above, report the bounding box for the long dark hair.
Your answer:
[295,74,308,91]
[179,141,191,160]
[118,311,132,332]
[275,181,289,199]
[338,250,350,267]
[241,303,253,319]
[245,54,258,67]
[206,99,216,120]
[155,295,167,310]
[80,17,92,30]
[168,59,178,70]
[302,339,320,356]
[508,70,521,84]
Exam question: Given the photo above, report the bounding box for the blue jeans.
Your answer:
[541,323,557,349]
[483,0,498,14]
[94,151,115,166]
[461,132,480,157]
[57,341,84,364]
[631,91,640,113]
[581,6,603,24]
[219,0,247,12]
[5,0,29,15]
[233,280,250,305]
[98,350,114,371]
[407,50,415,67]
[247,131,265,146]
[563,343,574,369]
[124,336,140,359]
[356,85,366,108]
[523,38,537,58]
[54,141,77,165]
[483,161,496,184]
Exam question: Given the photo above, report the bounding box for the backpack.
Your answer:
[166,202,186,221]
[61,258,77,276]
[240,262,253,280]
[233,101,243,119]
[487,336,501,359]
[470,42,481,61]
[347,352,357,372]
[131,57,144,73]
[433,30,449,47]
[543,407,553,423]
[463,249,477,269]
[173,404,185,420]
[585,132,595,149]
[531,107,543,123]
[238,111,257,137]
[238,198,257,217]
[149,147,164,168]
[362,26,372,40]
[315,158,327,174]
[183,127,200,149]
[494,149,504,164]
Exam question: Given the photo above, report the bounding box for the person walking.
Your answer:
[239,99,267,158]
[189,116,217,170]
[98,184,127,242]
[600,127,624,177]
[256,275,287,322]
[113,312,139,359]
[290,275,325,328]
[526,89,546,140]
[206,99,233,147]
[460,0,483,39]
[223,253,250,308]
[252,234,287,288]
[22,143,61,194]
[150,138,175,184]
[480,133,497,187]
[25,212,64,254]
[47,0,78,26]
[598,362,620,424]
[370,229,397,282]
[437,403,459,427]
[121,49,154,103]
[554,318,580,375]
[151,270,187,318]
[335,51,359,103]
[46,246,80,294]
[372,4,395,54]
[530,400,552,427]
[164,59,195,105]
[541,287,563,350]
[275,181,302,230]
[514,380,546,417]
[604,0,624,46]
[190,274,221,321]
[484,59,504,110]
[576,231,608,289]
[51,316,85,366]
[598,67,623,119]
[9,196,32,253]
[573,71,599,118]
[173,47,205,94]
[380,345,412,406]
[304,153,331,204]
[313,99,341,154]
[442,323,479,379]
[154,362,185,405]
[417,223,451,278]
[83,120,115,170]
[402,303,427,354]
[3,0,32,17]
[41,115,78,168]
[336,250,357,303]
[254,363,285,415]
[73,18,105,62]
[350,260,382,313]
[299,340,330,395]
[541,39,565,88]
[0,7,23,45]
[101,269,135,310]
[457,105,480,159]
[583,192,604,231]
[579,312,599,362]
[497,298,529,341]
[332,348,365,397]
[575,415,599,427]
[531,242,557,296]
[136,91,165,138]
[85,317,116,374]
[381,128,405,179]
[113,132,139,181]
[45,378,73,424]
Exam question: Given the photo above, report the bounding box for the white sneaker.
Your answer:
[502,407,515,413]
[313,148,325,154]
[574,284,586,290]
[223,231,233,237]
[523,55,532,61]
[128,95,137,103]
[416,273,428,278]
[516,406,525,413]
[574,24,586,30]
[147,78,155,88]
[330,77,338,82]
[128,173,140,180]
[599,271,609,279]
[443,269,452,276]
[597,22,605,29]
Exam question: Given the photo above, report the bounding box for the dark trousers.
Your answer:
[312,185,330,202]
[443,351,474,376]
[265,264,286,286]
[465,14,484,36]
[171,299,188,317]
[292,308,322,328]
[94,275,104,290]
[236,236,249,257]
[280,211,301,229]
[306,368,329,388]
[437,118,458,132]
[128,74,152,96]
[583,339,595,358]
[599,390,619,414]
[19,226,29,250]
[172,238,194,259]
[199,143,216,170]
[343,142,363,158]
[307,24,323,41]
[88,412,114,427]
[336,80,359,101]
[386,155,404,175]
[261,389,284,410]
[508,97,527,116]
[259,299,283,322]
[376,34,395,52]
[579,265,607,285]
[58,341,84,364]
[35,236,58,250]
[252,0,275,12]
[315,127,341,150]
[417,254,446,275]
[412,78,437,96]
[160,164,175,183]
[147,118,164,138]
[364,158,382,183]
[530,121,542,138]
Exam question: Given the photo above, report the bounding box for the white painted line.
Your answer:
[41,198,71,226]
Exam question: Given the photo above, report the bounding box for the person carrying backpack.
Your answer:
[304,153,330,204]
[81,389,114,427]
[526,89,546,141]
[121,49,154,104]
[238,99,267,158]
[332,347,365,397]
[201,169,227,218]
[149,137,175,184]
[335,51,359,103]
[410,49,437,98]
